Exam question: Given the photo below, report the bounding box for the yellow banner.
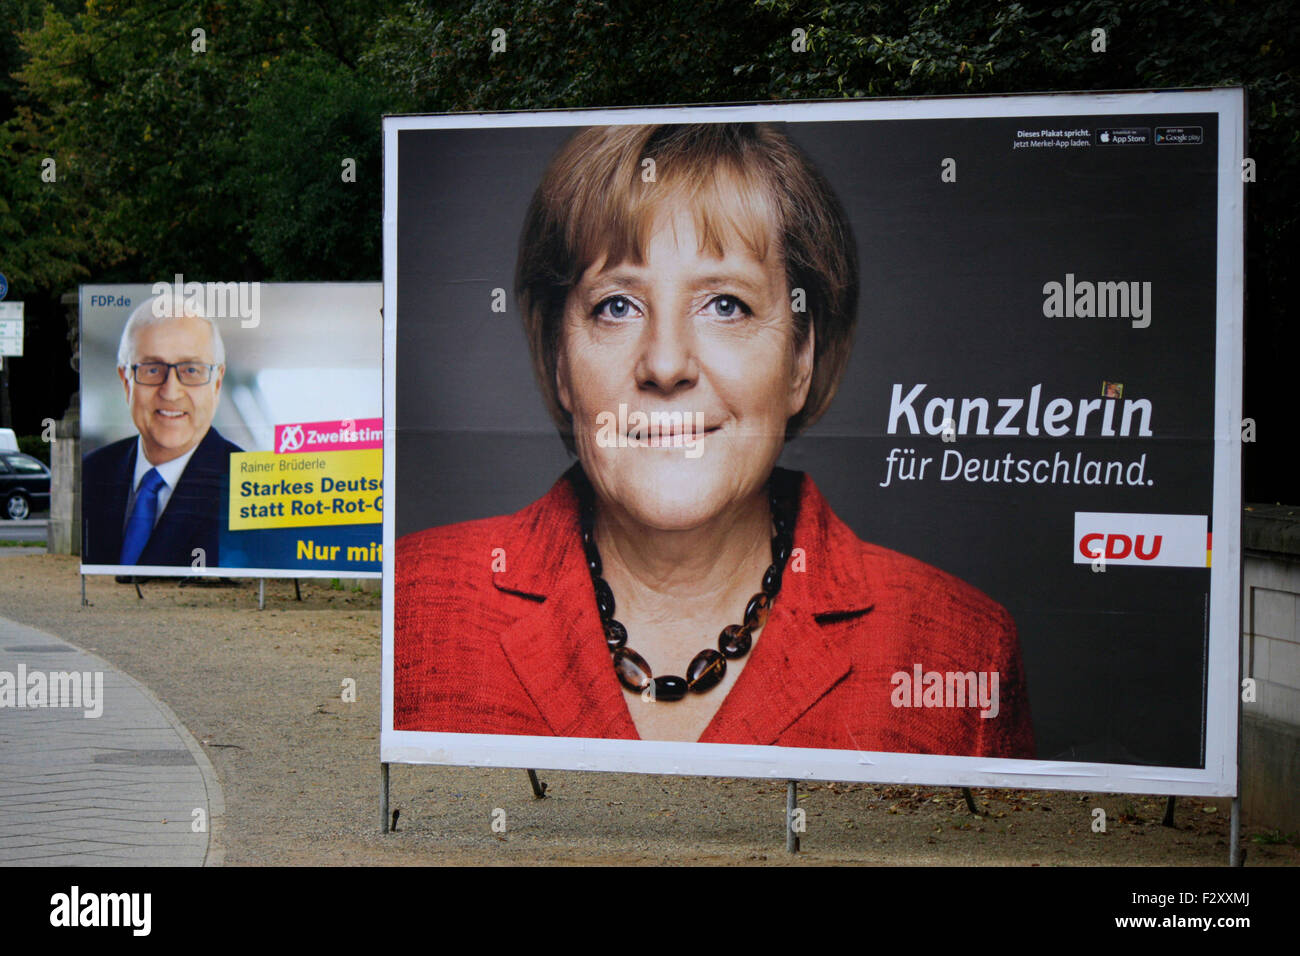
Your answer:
[228,449,382,530]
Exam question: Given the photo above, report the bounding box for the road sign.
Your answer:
[0,301,23,356]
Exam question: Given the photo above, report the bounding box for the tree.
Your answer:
[238,55,391,279]
[362,0,784,111]
[2,0,1295,497]
[7,0,403,285]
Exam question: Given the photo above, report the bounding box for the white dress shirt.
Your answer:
[124,438,200,529]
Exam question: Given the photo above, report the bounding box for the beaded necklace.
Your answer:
[574,469,799,702]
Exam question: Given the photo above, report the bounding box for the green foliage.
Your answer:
[239,56,390,279]
[361,0,783,112]
[748,0,1297,326]
[16,434,50,464]
[5,0,1294,298]
[3,0,406,293]
[0,0,1291,501]
[0,111,105,293]
[14,2,246,280]
[0,0,79,118]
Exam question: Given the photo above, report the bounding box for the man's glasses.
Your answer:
[130,362,217,386]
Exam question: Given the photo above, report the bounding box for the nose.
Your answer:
[158,365,185,399]
[635,313,698,394]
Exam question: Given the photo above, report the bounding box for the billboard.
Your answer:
[80,282,383,578]
[381,90,1244,795]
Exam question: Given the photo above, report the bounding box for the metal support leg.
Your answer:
[380,763,390,833]
[1230,796,1242,866]
[80,574,87,607]
[1162,795,1177,827]
[294,578,302,601]
[962,787,980,814]
[526,769,548,798]
[786,780,800,853]
[134,580,143,599]
[258,578,265,611]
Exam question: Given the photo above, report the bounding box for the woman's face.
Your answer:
[557,203,814,532]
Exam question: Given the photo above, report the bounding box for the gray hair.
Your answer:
[117,295,226,370]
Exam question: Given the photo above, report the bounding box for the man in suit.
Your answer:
[82,296,242,568]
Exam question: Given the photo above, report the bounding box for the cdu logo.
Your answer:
[278,424,305,453]
[1073,512,1210,568]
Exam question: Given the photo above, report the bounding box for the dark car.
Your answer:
[1,452,51,520]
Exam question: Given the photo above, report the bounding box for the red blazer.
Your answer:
[395,467,1034,758]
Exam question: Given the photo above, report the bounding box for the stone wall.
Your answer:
[1242,505,1300,833]
[47,404,79,555]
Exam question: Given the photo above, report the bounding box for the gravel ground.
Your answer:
[1,553,1294,866]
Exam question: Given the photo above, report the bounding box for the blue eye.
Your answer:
[709,295,751,319]
[595,296,637,320]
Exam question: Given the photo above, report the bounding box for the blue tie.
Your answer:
[119,468,167,565]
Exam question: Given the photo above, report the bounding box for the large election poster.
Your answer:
[381,91,1244,795]
[80,282,383,578]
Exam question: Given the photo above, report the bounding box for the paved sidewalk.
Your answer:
[0,615,223,865]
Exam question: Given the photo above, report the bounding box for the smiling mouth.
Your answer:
[629,424,722,445]
[155,409,188,419]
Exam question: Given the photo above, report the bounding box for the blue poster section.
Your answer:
[219,523,382,573]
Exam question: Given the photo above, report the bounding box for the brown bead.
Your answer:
[650,675,688,702]
[604,619,627,649]
[743,592,771,631]
[612,647,651,692]
[761,563,782,596]
[771,533,793,568]
[718,624,752,659]
[687,649,726,692]
[593,577,615,620]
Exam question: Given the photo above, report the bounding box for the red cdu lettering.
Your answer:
[1104,534,1132,560]
[1134,534,1162,560]
[1079,531,1164,562]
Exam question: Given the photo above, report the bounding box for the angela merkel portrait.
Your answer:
[395,123,1034,757]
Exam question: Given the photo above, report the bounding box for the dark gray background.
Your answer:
[393,112,1222,767]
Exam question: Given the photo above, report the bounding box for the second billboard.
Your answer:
[80,282,383,578]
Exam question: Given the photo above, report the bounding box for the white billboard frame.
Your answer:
[78,281,384,580]
[380,89,1245,797]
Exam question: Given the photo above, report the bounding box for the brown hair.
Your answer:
[515,123,859,454]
